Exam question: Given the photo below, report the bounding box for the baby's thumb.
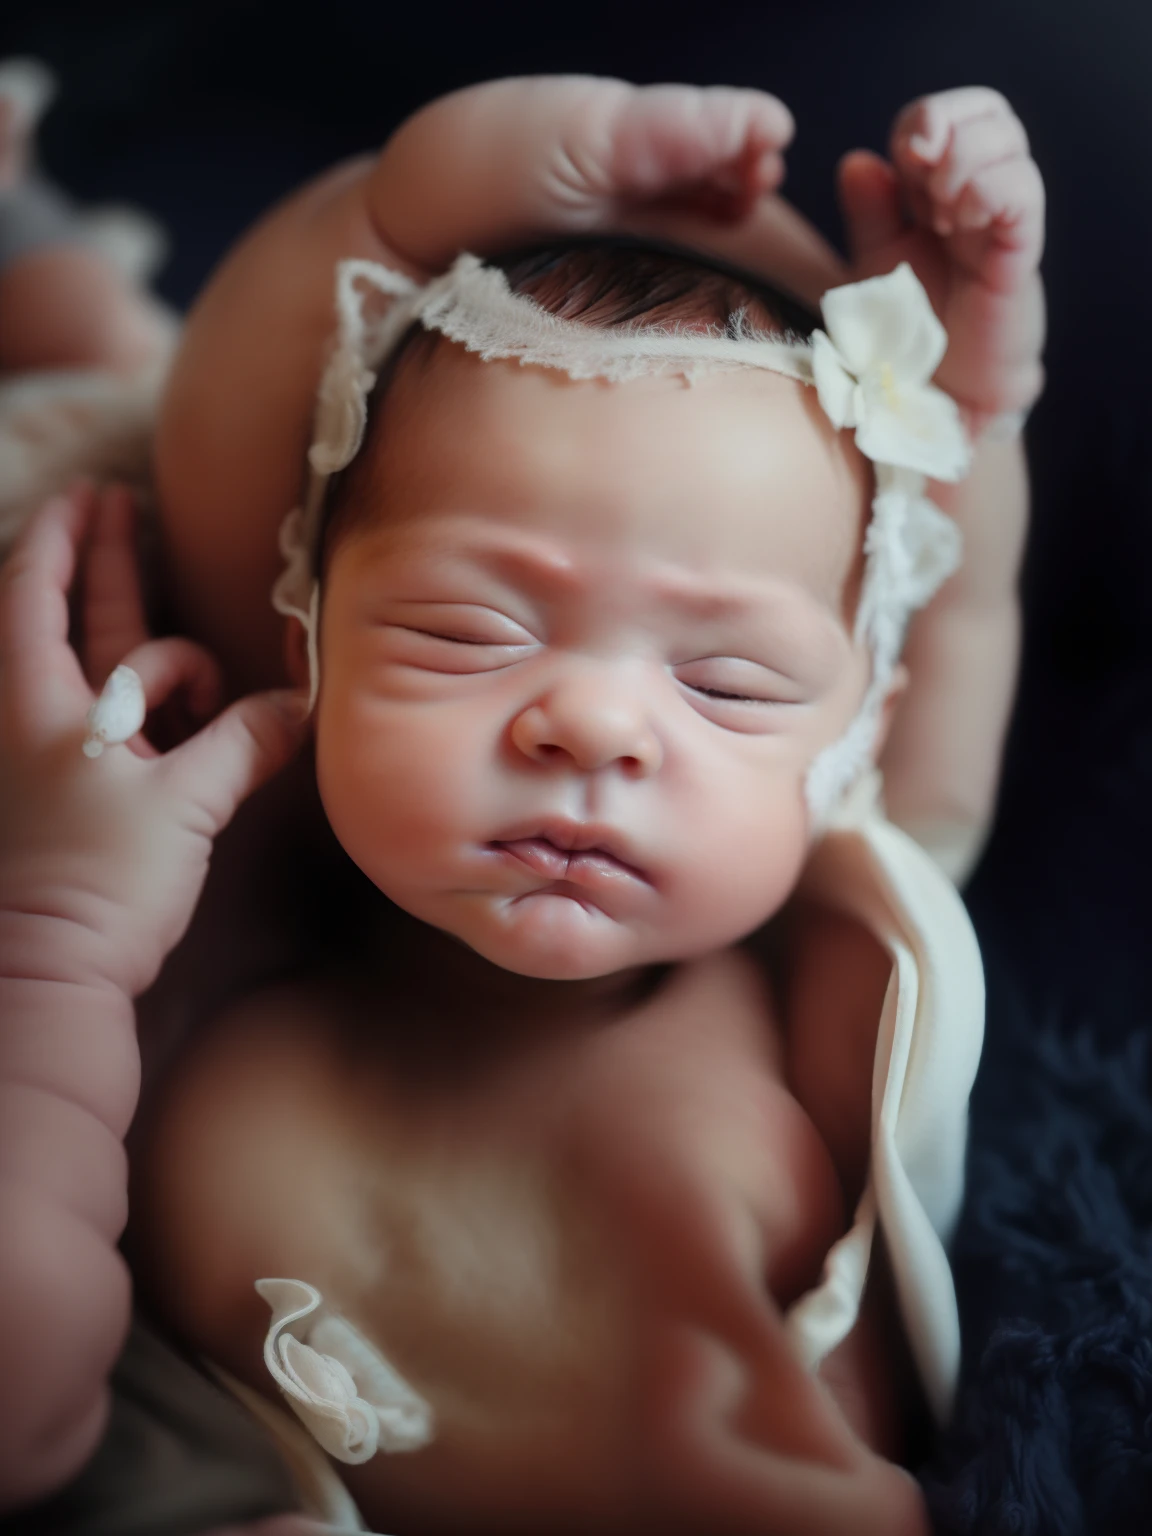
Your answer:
[166,688,309,835]
[837,149,904,266]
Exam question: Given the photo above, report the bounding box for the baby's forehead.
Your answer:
[361,340,870,617]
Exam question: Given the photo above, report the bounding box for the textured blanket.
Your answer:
[924,1009,1152,1533]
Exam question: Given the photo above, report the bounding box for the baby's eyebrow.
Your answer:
[464,539,583,598]
[645,565,849,658]
[433,538,835,622]
[647,571,797,622]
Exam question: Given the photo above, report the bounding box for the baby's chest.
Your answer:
[139,946,870,1529]
[337,949,843,1380]
[298,952,848,1524]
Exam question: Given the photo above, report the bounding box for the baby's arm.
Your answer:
[839,89,1044,878]
[156,76,836,693]
[0,487,305,1510]
[632,89,1041,877]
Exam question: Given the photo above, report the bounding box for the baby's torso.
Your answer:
[131,924,921,1534]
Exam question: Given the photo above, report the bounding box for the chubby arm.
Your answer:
[0,488,305,1510]
[836,88,1044,877]
[156,76,830,695]
[0,946,136,1506]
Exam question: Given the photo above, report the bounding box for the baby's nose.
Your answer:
[510,669,663,776]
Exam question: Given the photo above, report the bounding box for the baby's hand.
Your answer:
[0,484,307,999]
[838,87,1045,432]
[370,76,795,270]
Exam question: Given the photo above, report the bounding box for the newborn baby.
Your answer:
[122,228,990,1532]
[0,74,1042,1536]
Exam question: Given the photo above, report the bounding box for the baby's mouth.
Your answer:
[489,835,647,887]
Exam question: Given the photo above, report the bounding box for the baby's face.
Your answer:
[313,345,872,979]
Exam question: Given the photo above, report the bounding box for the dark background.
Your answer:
[4,3,1151,1529]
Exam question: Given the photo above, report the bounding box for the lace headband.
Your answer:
[271,253,970,824]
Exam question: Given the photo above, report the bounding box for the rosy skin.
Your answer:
[312,349,875,983]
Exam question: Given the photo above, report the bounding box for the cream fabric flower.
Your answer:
[811,262,970,483]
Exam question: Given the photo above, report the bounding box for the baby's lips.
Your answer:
[492,837,648,887]
[494,836,570,879]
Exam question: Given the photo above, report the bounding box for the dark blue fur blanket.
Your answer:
[923,1017,1152,1533]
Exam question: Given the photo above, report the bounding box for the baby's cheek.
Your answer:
[672,771,809,945]
[316,710,458,889]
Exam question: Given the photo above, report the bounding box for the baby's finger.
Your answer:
[892,87,1012,166]
[837,150,904,265]
[922,115,1031,210]
[82,484,150,690]
[114,636,223,757]
[162,688,308,838]
[0,486,95,738]
[607,84,794,204]
[947,159,1046,286]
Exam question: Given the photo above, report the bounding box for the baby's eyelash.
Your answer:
[412,631,484,644]
[403,627,517,646]
[687,685,766,704]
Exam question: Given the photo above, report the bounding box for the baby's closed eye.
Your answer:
[393,603,537,645]
[383,603,539,672]
[675,654,811,712]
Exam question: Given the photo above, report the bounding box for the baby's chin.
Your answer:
[461,888,659,980]
[439,887,759,982]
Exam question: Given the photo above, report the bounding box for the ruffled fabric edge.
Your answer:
[255,1277,434,1465]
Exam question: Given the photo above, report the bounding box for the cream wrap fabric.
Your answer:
[240,775,983,1524]
[782,770,984,1423]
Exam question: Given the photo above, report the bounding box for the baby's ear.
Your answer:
[283,616,312,691]
[871,662,909,760]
